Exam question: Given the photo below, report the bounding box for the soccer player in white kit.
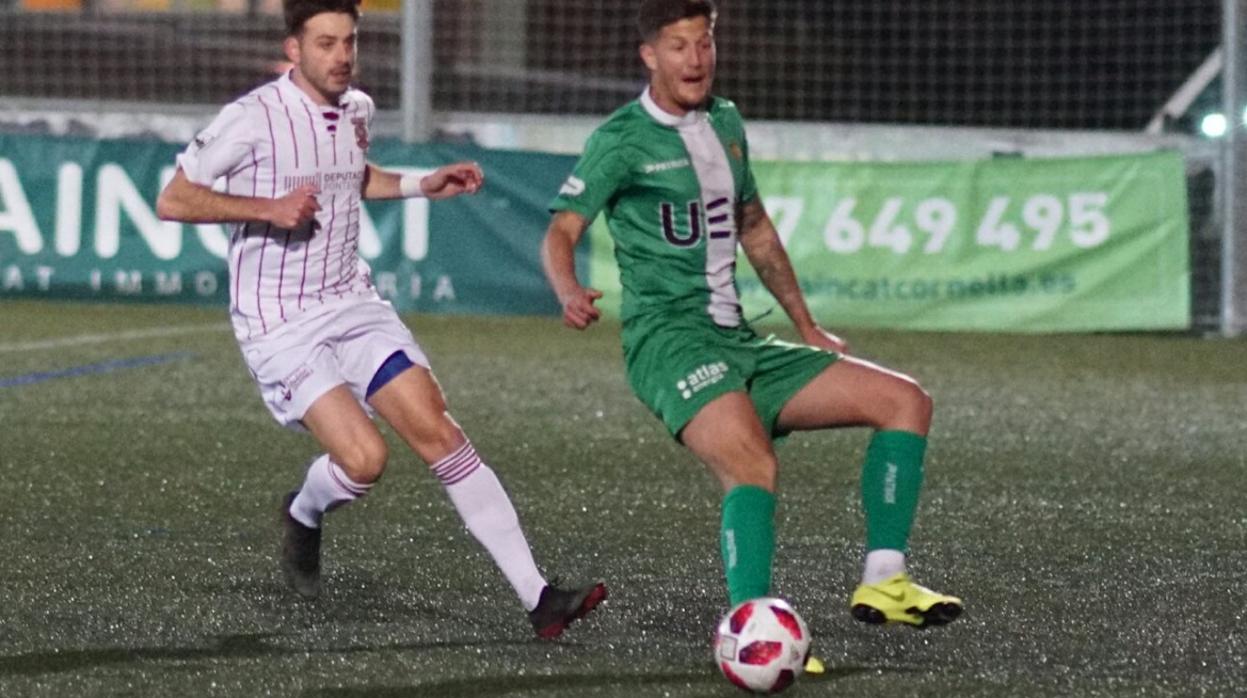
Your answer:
[156,0,605,638]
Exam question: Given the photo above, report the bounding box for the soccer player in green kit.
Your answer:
[541,0,963,639]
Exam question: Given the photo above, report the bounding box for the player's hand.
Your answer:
[421,161,484,200]
[267,184,320,229]
[801,325,850,354]
[559,286,603,330]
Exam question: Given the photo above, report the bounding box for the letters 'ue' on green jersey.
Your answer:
[550,90,759,328]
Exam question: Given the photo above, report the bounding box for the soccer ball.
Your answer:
[713,597,811,694]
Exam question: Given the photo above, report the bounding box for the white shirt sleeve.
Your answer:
[176,101,257,187]
[362,92,376,129]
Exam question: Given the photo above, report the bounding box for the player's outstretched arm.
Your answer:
[156,169,320,228]
[738,198,849,353]
[541,210,603,330]
[362,162,483,201]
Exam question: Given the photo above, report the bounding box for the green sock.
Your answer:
[720,485,776,605]
[861,430,927,552]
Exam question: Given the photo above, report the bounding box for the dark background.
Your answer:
[0,1,1223,131]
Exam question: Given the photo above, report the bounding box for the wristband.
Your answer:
[399,173,426,198]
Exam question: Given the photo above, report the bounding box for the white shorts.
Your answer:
[239,299,430,430]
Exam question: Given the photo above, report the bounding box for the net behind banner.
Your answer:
[0,0,1226,329]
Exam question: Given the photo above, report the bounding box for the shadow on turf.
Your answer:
[0,632,539,677]
[303,666,876,697]
[0,634,876,695]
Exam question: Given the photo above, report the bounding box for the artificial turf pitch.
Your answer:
[0,299,1243,697]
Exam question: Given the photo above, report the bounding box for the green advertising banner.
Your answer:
[0,133,1189,333]
[0,133,579,316]
[590,150,1190,332]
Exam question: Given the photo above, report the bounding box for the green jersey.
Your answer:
[550,91,758,327]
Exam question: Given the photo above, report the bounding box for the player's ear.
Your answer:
[283,35,301,65]
[639,42,658,72]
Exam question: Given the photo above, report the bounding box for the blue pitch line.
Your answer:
[0,352,196,389]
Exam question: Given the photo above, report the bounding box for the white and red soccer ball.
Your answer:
[713,597,812,694]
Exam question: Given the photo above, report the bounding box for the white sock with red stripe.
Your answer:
[432,441,547,611]
[289,454,373,528]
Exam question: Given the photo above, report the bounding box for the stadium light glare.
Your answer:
[1201,113,1227,138]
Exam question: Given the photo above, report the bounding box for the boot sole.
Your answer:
[851,601,962,628]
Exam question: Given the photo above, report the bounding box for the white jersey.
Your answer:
[177,71,379,342]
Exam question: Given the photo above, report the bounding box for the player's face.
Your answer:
[641,16,716,116]
[286,12,358,105]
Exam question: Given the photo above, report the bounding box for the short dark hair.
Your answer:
[284,0,362,37]
[637,0,717,41]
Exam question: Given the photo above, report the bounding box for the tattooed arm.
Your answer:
[737,198,848,353]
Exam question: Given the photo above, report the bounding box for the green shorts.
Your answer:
[622,314,839,440]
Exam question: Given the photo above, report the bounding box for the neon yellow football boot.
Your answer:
[803,655,826,674]
[850,572,963,628]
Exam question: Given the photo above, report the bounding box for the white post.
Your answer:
[1223,0,1247,336]
[401,0,434,143]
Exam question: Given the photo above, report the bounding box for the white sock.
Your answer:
[862,549,907,585]
[290,454,373,528]
[432,441,547,610]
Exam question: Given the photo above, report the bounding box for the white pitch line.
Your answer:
[0,323,231,353]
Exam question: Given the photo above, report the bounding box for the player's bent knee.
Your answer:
[887,377,933,432]
[733,460,777,491]
[336,438,389,484]
[909,381,934,419]
[715,453,778,492]
[402,414,467,465]
[430,416,466,453]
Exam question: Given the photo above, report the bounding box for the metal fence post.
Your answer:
[401,0,434,143]
[1223,0,1247,336]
